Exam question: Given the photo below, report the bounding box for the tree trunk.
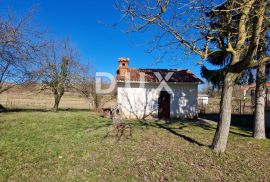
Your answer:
[211,72,237,153]
[254,63,266,139]
[94,94,99,111]
[53,94,62,111]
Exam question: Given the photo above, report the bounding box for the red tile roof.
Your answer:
[241,82,270,90]
[116,68,203,83]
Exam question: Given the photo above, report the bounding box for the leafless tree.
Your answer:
[73,72,101,110]
[117,0,270,153]
[37,40,80,111]
[253,24,270,139]
[0,10,46,94]
[254,63,267,139]
[74,70,116,111]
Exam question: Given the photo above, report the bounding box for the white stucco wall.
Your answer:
[117,82,198,119]
[198,95,209,106]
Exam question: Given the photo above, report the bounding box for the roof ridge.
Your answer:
[116,68,203,83]
[137,68,188,71]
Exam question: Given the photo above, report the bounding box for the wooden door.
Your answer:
[158,91,170,119]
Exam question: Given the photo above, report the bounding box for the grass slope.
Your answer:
[0,111,269,181]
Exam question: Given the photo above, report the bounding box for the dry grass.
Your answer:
[0,110,270,181]
[0,91,89,109]
[0,90,116,110]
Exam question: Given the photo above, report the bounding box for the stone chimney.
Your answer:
[118,58,129,76]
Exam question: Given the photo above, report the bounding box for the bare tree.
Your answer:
[37,40,79,111]
[0,10,45,94]
[254,63,267,139]
[209,2,269,151]
[253,37,268,139]
[74,70,115,111]
[200,2,269,139]
[118,0,270,153]
[74,75,100,110]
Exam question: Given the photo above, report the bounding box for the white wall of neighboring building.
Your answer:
[117,82,198,119]
[198,94,209,106]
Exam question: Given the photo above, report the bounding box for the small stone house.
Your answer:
[116,58,202,119]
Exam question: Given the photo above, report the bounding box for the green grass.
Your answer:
[0,111,269,181]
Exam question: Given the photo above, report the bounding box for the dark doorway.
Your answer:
[158,91,170,119]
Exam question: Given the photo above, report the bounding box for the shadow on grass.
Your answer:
[128,117,264,147]
[199,113,270,138]
[156,123,206,146]
[196,118,252,138]
[129,120,209,147]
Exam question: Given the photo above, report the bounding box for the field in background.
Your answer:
[0,91,90,110]
[0,86,116,110]
[0,111,270,181]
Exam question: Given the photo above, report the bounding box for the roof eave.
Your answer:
[116,80,202,84]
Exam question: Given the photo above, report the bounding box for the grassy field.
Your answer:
[0,90,116,111]
[0,111,270,181]
[0,91,90,110]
